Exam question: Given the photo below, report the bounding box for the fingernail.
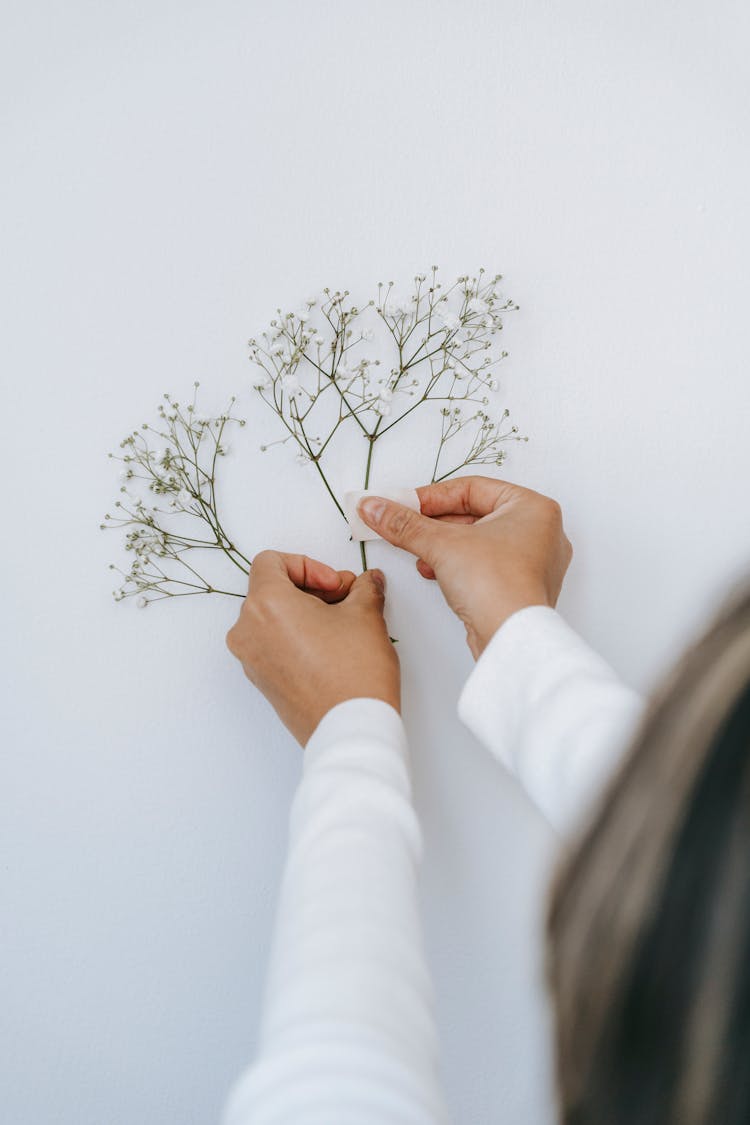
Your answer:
[358,496,386,525]
[370,569,386,593]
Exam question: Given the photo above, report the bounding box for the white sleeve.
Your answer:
[223,698,451,1125]
[458,606,645,833]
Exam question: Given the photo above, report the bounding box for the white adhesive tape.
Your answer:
[343,487,420,542]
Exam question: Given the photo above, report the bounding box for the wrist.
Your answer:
[298,680,400,746]
[470,590,552,658]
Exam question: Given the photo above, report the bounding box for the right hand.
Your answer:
[358,476,573,658]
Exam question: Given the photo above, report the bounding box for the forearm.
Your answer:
[459,606,645,832]
[224,699,450,1125]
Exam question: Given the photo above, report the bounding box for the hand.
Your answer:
[226,551,400,745]
[358,476,573,658]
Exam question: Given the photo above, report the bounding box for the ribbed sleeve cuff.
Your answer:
[458,606,567,766]
[305,698,408,766]
[457,605,646,832]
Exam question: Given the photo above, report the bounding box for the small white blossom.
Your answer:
[105,388,248,607]
[281,374,304,400]
[384,292,413,317]
[109,269,521,611]
[439,312,462,332]
[468,297,489,315]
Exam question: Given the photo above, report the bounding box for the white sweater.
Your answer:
[223,606,645,1124]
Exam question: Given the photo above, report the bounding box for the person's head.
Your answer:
[547,581,750,1125]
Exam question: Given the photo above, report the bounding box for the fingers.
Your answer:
[416,476,517,518]
[357,497,449,561]
[344,568,387,611]
[311,569,357,603]
[434,513,477,525]
[249,550,355,600]
[416,558,436,580]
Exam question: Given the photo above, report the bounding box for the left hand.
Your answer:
[226,551,400,745]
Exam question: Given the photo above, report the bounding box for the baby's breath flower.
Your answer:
[439,312,462,332]
[106,267,526,607]
[281,373,304,399]
[104,388,250,606]
[383,291,413,318]
[467,297,489,315]
[248,270,524,566]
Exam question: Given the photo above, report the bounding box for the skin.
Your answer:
[225,551,399,745]
[359,475,573,659]
[226,476,573,745]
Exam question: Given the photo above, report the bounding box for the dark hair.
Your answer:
[547,582,750,1125]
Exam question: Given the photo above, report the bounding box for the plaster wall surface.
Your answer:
[3,2,750,1122]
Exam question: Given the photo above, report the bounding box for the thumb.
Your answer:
[358,496,440,561]
[345,567,387,612]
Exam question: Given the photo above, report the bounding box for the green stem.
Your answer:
[360,434,377,570]
[313,456,347,522]
[364,436,375,488]
[289,400,348,523]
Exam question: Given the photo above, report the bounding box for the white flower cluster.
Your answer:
[105,267,527,604]
[249,267,525,566]
[102,384,250,607]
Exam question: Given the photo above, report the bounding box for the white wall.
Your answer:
[3,2,750,1122]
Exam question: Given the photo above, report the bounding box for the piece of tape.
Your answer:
[343,487,420,542]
